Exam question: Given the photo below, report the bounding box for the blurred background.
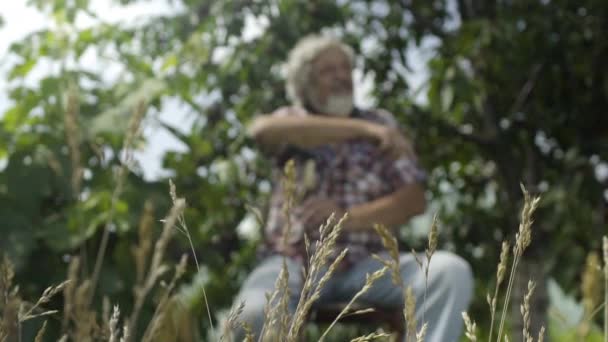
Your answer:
[1,0,607,340]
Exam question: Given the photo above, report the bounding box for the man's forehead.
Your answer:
[312,46,351,66]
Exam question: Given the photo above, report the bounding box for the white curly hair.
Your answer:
[285,34,355,106]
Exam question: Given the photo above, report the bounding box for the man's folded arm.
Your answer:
[345,182,426,231]
[247,114,376,154]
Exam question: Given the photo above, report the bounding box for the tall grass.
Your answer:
[1,98,608,342]
[0,96,207,342]
[603,236,607,342]
[1,182,608,341]
[462,185,546,342]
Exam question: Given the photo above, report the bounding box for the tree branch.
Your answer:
[419,110,496,148]
[509,63,543,115]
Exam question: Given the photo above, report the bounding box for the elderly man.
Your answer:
[232,34,473,341]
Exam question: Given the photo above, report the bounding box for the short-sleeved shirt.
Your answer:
[259,106,427,269]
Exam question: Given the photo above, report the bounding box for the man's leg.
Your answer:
[333,251,473,342]
[230,255,304,341]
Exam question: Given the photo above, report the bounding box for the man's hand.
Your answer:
[365,124,415,160]
[300,197,346,233]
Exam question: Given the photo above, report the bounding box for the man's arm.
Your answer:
[300,183,426,232]
[248,114,376,154]
[345,183,426,231]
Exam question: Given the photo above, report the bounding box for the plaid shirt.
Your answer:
[260,106,427,268]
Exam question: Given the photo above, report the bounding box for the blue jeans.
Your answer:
[231,251,473,342]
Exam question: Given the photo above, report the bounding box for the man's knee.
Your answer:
[430,251,474,296]
[239,291,267,325]
[230,291,267,340]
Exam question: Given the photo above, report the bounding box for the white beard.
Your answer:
[316,94,354,117]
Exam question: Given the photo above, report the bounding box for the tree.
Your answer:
[2,0,606,340]
[401,0,608,339]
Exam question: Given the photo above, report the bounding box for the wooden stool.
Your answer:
[308,302,405,341]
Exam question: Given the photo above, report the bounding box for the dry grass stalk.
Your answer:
[19,280,69,322]
[0,298,19,342]
[90,100,147,304]
[1,255,19,342]
[345,308,376,317]
[514,185,540,259]
[168,179,213,330]
[402,215,439,340]
[0,255,15,302]
[372,224,401,287]
[422,215,439,323]
[73,280,98,342]
[63,256,80,331]
[63,83,83,196]
[286,213,349,341]
[63,84,88,281]
[133,200,155,286]
[373,217,443,342]
[109,305,121,342]
[102,296,111,333]
[461,311,477,342]
[579,251,602,338]
[412,251,423,272]
[404,286,417,342]
[140,254,189,342]
[34,320,47,342]
[257,159,303,341]
[349,331,391,341]
[149,199,185,278]
[260,259,291,342]
[260,213,354,342]
[426,215,438,262]
[603,236,608,342]
[59,259,99,341]
[220,301,244,341]
[120,324,130,342]
[488,241,510,342]
[582,252,602,314]
[141,307,168,342]
[318,266,388,342]
[241,322,255,342]
[496,185,540,342]
[280,159,297,251]
[415,322,428,342]
[537,325,545,342]
[312,248,349,302]
[277,264,294,340]
[520,280,536,342]
[128,198,185,342]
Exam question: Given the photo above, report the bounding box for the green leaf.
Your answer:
[440,85,454,112]
[87,78,167,136]
[8,59,37,80]
[2,106,26,132]
[161,54,178,71]
[5,151,52,216]
[0,210,35,270]
[39,219,80,252]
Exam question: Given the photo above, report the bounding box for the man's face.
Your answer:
[307,46,353,116]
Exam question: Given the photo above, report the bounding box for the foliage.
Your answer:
[1,0,607,339]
